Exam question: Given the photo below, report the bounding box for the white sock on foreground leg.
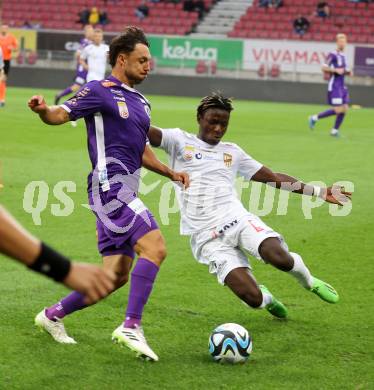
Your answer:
[288,252,314,289]
[258,291,273,309]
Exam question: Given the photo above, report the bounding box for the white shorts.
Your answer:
[190,214,287,285]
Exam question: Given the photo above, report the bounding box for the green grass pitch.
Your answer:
[0,87,373,389]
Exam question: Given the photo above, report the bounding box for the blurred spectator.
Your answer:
[88,7,100,25]
[22,21,42,29]
[99,10,109,25]
[293,15,310,35]
[259,0,283,8]
[195,0,206,18]
[183,0,206,18]
[183,0,195,11]
[77,9,90,25]
[271,0,283,8]
[22,21,32,29]
[316,2,330,18]
[259,0,271,7]
[136,1,150,20]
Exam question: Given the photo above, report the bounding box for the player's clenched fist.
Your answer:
[63,263,116,305]
[28,95,47,113]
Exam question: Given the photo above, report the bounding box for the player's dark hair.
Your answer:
[197,92,233,117]
[109,26,149,67]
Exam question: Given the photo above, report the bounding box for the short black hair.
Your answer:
[109,26,149,67]
[197,92,233,117]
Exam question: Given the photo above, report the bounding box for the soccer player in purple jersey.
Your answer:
[28,27,189,361]
[54,25,94,106]
[309,34,353,137]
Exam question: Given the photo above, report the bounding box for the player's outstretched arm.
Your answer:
[0,206,115,304]
[28,95,70,125]
[142,144,190,189]
[251,166,352,205]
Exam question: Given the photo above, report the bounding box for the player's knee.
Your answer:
[260,239,293,271]
[139,244,167,265]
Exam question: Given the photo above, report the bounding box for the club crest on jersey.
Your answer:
[117,101,129,119]
[223,153,233,167]
[183,145,195,161]
[101,81,117,88]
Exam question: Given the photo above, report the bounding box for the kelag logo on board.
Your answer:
[149,36,243,70]
[162,39,218,61]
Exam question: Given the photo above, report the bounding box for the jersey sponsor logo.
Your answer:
[110,88,124,96]
[117,101,129,119]
[183,145,195,161]
[75,87,90,99]
[223,153,233,167]
[101,81,117,87]
[211,219,239,238]
[195,152,202,160]
[248,219,264,233]
[113,96,126,102]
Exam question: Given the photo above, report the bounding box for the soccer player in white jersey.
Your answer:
[148,92,352,318]
[80,28,109,82]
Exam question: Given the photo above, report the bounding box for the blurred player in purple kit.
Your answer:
[54,25,94,105]
[28,27,189,361]
[309,34,352,137]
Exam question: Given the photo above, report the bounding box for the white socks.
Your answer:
[289,252,314,289]
[312,114,318,121]
[259,290,273,309]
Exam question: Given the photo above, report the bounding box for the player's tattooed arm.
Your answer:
[28,95,70,125]
[251,166,352,205]
[142,144,190,188]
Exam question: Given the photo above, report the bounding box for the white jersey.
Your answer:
[81,43,109,82]
[160,128,263,235]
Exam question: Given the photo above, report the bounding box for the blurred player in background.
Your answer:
[0,24,18,107]
[80,27,109,82]
[28,27,189,361]
[0,46,4,85]
[309,33,352,137]
[0,205,115,307]
[54,25,94,105]
[148,92,352,319]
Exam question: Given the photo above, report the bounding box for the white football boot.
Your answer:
[34,309,77,344]
[112,324,159,361]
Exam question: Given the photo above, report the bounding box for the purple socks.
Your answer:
[45,258,159,327]
[56,86,73,100]
[334,113,345,130]
[45,291,86,321]
[124,258,159,328]
[317,109,336,119]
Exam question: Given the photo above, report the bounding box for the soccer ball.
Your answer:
[208,323,252,364]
